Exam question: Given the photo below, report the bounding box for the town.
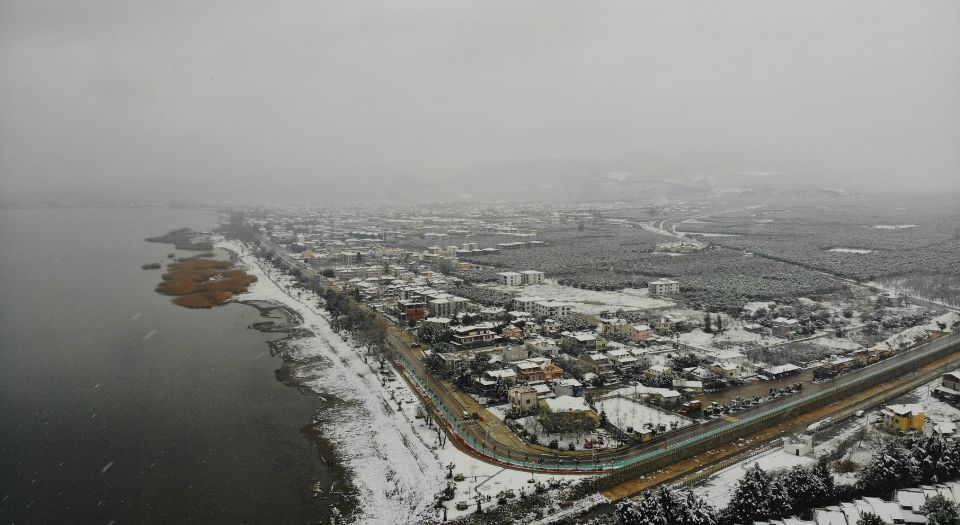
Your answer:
[217,195,960,525]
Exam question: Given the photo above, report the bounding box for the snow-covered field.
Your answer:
[487,280,675,315]
[218,240,593,523]
[595,396,691,432]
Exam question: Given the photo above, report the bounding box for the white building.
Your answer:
[648,278,680,296]
[519,270,545,285]
[497,272,523,286]
[533,300,570,320]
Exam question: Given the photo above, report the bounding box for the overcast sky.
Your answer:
[2,1,958,203]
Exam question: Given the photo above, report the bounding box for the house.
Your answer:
[653,315,681,335]
[943,371,960,391]
[882,404,925,432]
[450,324,499,348]
[483,369,518,385]
[502,325,522,340]
[685,366,716,380]
[710,361,741,378]
[925,421,958,439]
[539,396,600,421]
[519,270,545,285]
[643,365,672,378]
[524,337,560,357]
[550,378,584,398]
[600,319,654,343]
[630,324,654,342]
[711,349,747,366]
[514,360,563,383]
[763,363,802,380]
[437,353,465,374]
[783,434,814,457]
[625,385,683,405]
[497,272,523,286]
[397,300,426,324]
[529,382,554,399]
[648,278,680,296]
[508,386,538,411]
[500,345,531,363]
[772,317,800,338]
[562,332,605,354]
[580,353,615,375]
[606,348,640,369]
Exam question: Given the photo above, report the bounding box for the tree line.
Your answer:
[616,434,960,525]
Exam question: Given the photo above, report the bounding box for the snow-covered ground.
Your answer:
[695,448,815,508]
[218,240,594,523]
[487,280,674,315]
[595,396,691,432]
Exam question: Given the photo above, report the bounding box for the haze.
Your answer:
[2,0,959,204]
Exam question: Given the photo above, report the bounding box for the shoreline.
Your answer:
[217,239,596,524]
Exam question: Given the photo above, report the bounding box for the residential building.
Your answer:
[539,396,599,421]
[437,353,465,374]
[502,325,522,340]
[513,295,545,312]
[450,324,499,348]
[653,315,681,335]
[483,369,518,385]
[772,317,800,338]
[550,378,584,398]
[644,364,672,377]
[648,278,680,296]
[943,371,960,391]
[710,361,741,378]
[882,404,925,432]
[606,348,639,369]
[514,360,563,382]
[580,352,615,375]
[397,300,426,324]
[508,386,538,411]
[562,332,605,354]
[533,300,570,320]
[427,295,469,318]
[497,272,523,286]
[519,270,545,285]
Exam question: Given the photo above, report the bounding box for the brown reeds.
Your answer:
[155,258,257,308]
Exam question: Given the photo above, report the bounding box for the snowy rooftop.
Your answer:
[542,395,592,413]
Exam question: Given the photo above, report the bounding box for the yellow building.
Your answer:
[882,404,925,431]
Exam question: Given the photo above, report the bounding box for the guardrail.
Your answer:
[391,331,960,478]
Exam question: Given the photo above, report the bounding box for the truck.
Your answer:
[682,400,703,413]
[805,417,833,435]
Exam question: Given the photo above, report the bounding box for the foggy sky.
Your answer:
[2,1,959,204]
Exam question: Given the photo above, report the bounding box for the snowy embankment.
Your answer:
[872,311,960,353]
[218,240,594,523]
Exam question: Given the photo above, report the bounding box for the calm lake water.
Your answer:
[0,208,335,524]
